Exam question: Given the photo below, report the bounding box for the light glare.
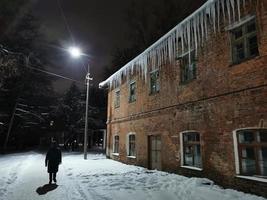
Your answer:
[68,47,82,58]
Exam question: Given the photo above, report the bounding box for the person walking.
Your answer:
[45,141,62,184]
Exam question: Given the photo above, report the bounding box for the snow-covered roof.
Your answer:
[99,0,246,89]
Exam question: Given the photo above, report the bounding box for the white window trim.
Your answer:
[113,134,119,154]
[233,127,267,183]
[225,15,255,31]
[126,132,136,157]
[180,130,203,171]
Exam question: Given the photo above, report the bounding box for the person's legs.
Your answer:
[49,173,52,184]
[53,173,57,183]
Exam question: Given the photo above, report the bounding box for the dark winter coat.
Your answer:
[45,147,62,173]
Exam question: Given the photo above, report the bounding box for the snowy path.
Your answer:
[0,152,266,200]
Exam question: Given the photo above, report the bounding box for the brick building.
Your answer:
[100,0,267,197]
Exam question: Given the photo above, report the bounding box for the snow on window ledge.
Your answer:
[236,175,267,183]
[127,156,136,159]
[112,153,119,156]
[181,165,203,171]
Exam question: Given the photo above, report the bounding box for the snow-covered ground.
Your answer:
[0,152,265,200]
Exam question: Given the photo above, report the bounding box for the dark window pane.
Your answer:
[238,131,254,143]
[233,28,243,39]
[247,21,256,33]
[184,146,193,166]
[150,70,160,94]
[194,144,202,168]
[241,159,256,175]
[248,35,259,57]
[259,147,267,176]
[129,82,136,102]
[241,147,255,159]
[260,130,267,142]
[234,43,245,62]
[181,51,196,83]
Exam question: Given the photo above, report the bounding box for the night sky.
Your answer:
[31,0,131,93]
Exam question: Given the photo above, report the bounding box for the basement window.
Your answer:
[180,131,202,169]
[234,129,267,179]
[150,70,160,94]
[114,89,120,108]
[230,18,259,64]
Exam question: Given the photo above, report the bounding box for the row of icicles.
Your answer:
[99,0,251,89]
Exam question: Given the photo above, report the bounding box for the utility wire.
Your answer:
[26,64,84,84]
[0,45,84,85]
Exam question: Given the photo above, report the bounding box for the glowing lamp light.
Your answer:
[68,46,82,58]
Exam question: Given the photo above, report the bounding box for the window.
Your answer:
[179,50,196,84]
[234,129,267,177]
[114,89,120,108]
[150,70,160,94]
[181,132,202,168]
[128,134,136,157]
[113,135,119,154]
[231,18,258,64]
[129,81,136,103]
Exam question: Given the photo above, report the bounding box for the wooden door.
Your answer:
[148,135,162,170]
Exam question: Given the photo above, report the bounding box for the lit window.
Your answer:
[235,129,267,177]
[128,134,136,157]
[231,18,258,64]
[113,135,119,154]
[150,70,160,94]
[181,132,202,168]
[114,90,120,108]
[129,81,136,103]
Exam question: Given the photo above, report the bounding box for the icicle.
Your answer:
[193,19,198,56]
[226,0,232,24]
[221,0,226,23]
[187,22,191,65]
[237,0,241,21]
[242,0,246,10]
[200,12,204,45]
[211,2,216,33]
[216,0,221,31]
[230,0,236,22]
[181,28,185,55]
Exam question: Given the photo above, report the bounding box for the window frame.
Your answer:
[180,131,203,171]
[113,135,120,155]
[114,89,120,108]
[128,81,136,103]
[127,132,136,158]
[178,49,197,84]
[149,69,160,95]
[229,16,259,64]
[233,128,267,181]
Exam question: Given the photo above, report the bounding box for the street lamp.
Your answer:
[68,46,92,160]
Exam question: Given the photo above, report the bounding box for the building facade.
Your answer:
[100,0,267,197]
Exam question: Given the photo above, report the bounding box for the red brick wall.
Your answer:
[105,0,267,197]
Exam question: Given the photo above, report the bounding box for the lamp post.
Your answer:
[68,46,92,160]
